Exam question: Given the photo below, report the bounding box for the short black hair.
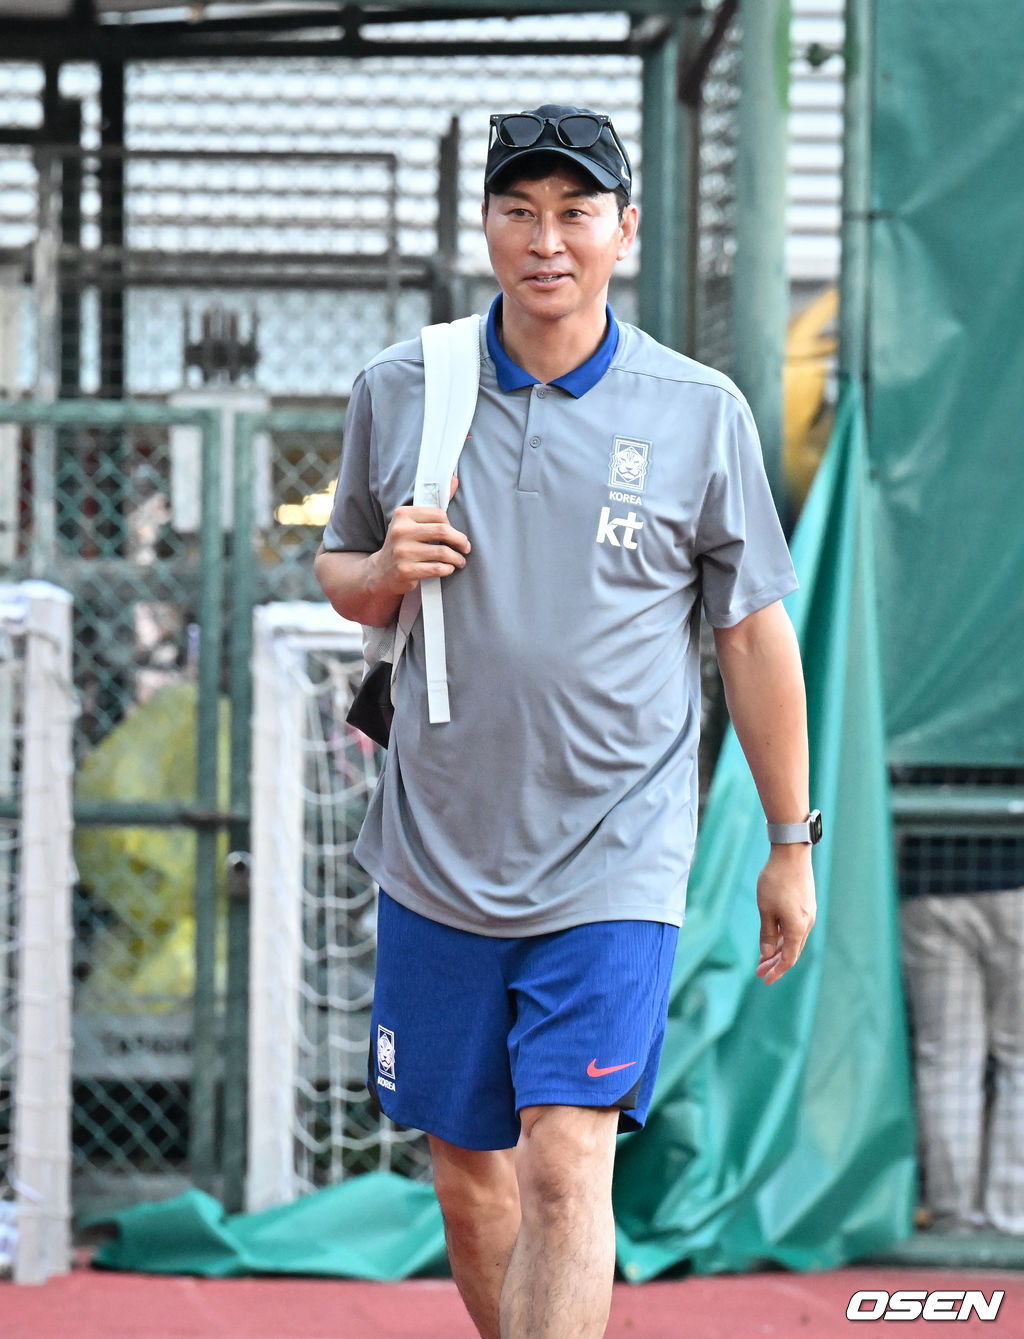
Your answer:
[483,151,629,222]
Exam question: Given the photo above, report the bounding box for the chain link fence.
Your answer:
[0,408,447,1221]
[4,430,209,1217]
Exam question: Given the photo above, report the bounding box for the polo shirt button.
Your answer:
[536,387,548,398]
[529,435,541,447]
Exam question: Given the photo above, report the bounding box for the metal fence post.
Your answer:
[10,582,74,1283]
[221,414,258,1213]
[839,0,873,390]
[638,19,685,351]
[30,151,60,578]
[220,405,344,1210]
[189,409,224,1193]
[733,0,791,523]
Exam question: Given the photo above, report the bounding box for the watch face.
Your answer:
[809,810,823,844]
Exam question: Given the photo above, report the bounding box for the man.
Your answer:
[898,804,1024,1235]
[315,105,817,1339]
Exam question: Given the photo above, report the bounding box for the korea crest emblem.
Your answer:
[609,437,651,491]
[377,1025,396,1079]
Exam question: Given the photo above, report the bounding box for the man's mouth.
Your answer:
[526,272,569,285]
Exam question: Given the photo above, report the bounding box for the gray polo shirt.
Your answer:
[323,300,797,936]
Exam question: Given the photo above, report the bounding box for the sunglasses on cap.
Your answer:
[490,111,614,150]
[488,111,631,180]
[485,106,633,198]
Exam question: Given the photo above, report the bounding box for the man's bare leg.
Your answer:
[429,1137,520,1339]
[500,1105,619,1339]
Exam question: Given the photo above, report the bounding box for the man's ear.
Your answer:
[617,203,639,261]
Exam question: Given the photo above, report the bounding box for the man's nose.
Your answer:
[530,216,564,255]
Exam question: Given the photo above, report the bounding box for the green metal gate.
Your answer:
[0,402,344,1219]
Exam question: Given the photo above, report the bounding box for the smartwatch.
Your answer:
[766,809,823,846]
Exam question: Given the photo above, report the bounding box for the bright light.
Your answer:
[275,480,337,527]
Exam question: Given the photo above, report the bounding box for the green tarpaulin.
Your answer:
[94,382,915,1281]
[614,382,914,1278]
[93,1175,447,1281]
[870,0,1024,764]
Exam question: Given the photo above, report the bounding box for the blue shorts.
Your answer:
[369,890,679,1151]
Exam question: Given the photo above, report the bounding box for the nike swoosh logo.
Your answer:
[587,1059,637,1078]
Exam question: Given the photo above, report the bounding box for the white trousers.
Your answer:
[901,888,1024,1233]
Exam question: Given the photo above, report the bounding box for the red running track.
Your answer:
[3,1267,1023,1338]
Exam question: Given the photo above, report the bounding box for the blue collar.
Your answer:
[485,295,619,399]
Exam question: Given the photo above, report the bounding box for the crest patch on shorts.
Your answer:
[377,1024,396,1079]
[608,437,651,492]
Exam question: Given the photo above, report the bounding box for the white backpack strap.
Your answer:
[409,314,481,723]
[414,315,482,504]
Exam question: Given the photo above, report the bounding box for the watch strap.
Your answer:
[766,810,822,845]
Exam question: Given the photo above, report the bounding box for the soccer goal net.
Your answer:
[247,601,430,1213]
[0,581,74,1284]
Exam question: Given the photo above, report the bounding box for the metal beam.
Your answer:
[98,59,125,401]
[0,3,692,58]
[69,4,521,35]
[732,0,790,523]
[638,19,686,350]
[221,414,259,1216]
[891,787,1024,836]
[135,36,633,56]
[678,0,737,106]
[432,115,460,324]
[679,8,704,355]
[838,0,872,390]
[0,28,643,58]
[189,410,225,1195]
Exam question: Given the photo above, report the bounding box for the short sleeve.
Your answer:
[696,395,798,627]
[321,371,387,554]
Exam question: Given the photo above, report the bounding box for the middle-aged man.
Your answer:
[315,104,818,1339]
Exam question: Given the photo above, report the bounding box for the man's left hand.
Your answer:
[755,845,817,984]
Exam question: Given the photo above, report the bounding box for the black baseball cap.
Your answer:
[485,104,632,200]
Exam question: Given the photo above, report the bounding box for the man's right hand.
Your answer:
[374,477,471,597]
[314,476,470,627]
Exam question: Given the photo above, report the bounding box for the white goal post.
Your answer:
[0,581,74,1284]
[247,601,430,1214]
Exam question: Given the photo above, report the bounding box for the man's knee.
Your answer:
[515,1106,619,1222]
[429,1137,519,1238]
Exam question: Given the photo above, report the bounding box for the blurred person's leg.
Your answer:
[981,886,1024,1233]
[902,894,986,1229]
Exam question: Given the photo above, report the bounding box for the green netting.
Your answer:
[869,0,1024,765]
[94,381,915,1281]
